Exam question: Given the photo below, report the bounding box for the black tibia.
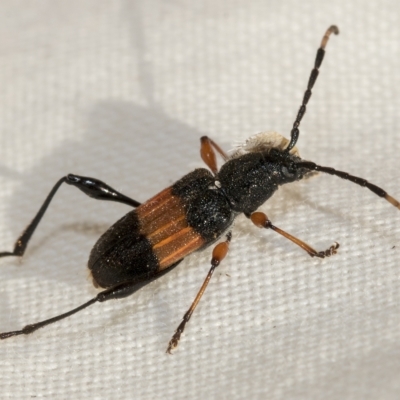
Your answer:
[0,298,98,339]
[0,283,138,339]
[286,25,339,152]
[250,212,339,258]
[0,174,140,258]
[296,162,400,210]
[166,232,232,354]
[0,261,182,340]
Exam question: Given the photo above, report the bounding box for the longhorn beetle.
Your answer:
[0,26,399,353]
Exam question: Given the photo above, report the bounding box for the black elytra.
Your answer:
[0,26,399,353]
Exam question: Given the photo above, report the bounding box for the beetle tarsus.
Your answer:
[313,242,340,258]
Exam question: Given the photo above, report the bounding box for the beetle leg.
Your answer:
[200,136,228,175]
[250,212,339,258]
[0,282,140,339]
[166,232,232,354]
[0,174,140,258]
[0,261,182,340]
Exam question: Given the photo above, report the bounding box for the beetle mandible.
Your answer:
[1,26,399,353]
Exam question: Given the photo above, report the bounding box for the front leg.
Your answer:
[250,212,339,258]
[200,136,228,175]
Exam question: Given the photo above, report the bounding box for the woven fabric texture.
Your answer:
[0,1,399,399]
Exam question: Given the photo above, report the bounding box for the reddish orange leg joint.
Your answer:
[166,232,232,354]
[250,212,339,258]
[200,136,228,175]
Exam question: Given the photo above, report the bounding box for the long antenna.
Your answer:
[285,25,339,153]
[296,161,400,210]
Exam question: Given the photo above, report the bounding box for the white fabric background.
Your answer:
[0,1,399,399]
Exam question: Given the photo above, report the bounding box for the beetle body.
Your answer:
[2,25,399,353]
[88,170,223,288]
[89,133,306,289]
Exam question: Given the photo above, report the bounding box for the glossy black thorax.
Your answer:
[171,168,235,242]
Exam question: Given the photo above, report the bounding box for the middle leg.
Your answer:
[166,231,232,353]
[200,136,228,175]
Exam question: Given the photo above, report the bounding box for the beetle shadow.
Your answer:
[0,0,226,332]
[0,100,209,284]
